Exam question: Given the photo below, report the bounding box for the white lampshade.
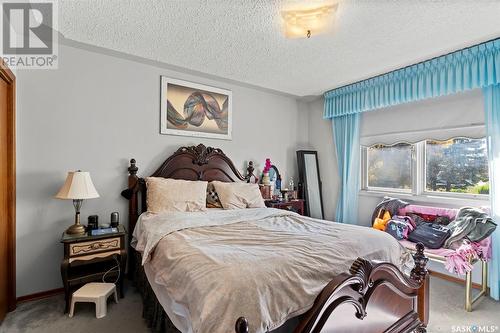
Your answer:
[55,171,100,200]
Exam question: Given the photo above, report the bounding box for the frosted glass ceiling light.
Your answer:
[282,3,338,39]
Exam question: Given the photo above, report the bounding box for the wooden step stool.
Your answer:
[69,282,118,318]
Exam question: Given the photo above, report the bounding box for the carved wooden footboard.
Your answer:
[235,243,429,333]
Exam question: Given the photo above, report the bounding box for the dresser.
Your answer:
[265,199,305,215]
[60,225,127,313]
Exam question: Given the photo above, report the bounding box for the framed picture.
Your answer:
[160,76,232,140]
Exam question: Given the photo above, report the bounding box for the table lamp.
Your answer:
[55,170,100,235]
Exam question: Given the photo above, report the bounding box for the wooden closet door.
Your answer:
[0,62,15,321]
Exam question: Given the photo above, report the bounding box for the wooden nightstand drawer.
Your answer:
[69,237,121,257]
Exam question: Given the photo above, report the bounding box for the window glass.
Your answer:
[425,138,489,194]
[367,143,412,190]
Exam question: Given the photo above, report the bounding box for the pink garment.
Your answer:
[398,204,458,220]
[472,237,492,260]
[445,242,478,275]
[399,237,492,276]
[444,238,491,275]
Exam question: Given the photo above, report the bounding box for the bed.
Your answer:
[121,144,429,333]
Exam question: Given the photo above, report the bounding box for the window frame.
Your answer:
[361,142,415,194]
[360,138,490,202]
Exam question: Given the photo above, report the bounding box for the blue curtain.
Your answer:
[332,113,360,223]
[484,83,500,301]
[324,38,500,119]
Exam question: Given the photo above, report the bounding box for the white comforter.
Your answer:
[132,208,411,333]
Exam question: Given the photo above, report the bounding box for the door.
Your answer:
[0,61,15,321]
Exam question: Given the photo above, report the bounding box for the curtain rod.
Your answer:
[325,36,500,94]
[360,123,485,140]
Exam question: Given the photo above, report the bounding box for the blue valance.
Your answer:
[324,38,500,118]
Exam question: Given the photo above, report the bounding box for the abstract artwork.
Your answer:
[160,76,232,140]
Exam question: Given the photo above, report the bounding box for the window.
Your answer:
[367,143,413,191]
[425,138,489,195]
[361,137,489,199]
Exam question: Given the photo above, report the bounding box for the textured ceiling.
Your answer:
[58,0,500,97]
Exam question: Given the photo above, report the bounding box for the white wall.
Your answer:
[16,42,309,297]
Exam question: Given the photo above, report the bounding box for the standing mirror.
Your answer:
[297,150,324,219]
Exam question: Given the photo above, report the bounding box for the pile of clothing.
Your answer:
[372,197,497,275]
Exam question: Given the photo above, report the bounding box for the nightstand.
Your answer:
[60,225,127,313]
[265,199,305,215]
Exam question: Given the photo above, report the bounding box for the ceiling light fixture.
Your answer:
[281,3,338,39]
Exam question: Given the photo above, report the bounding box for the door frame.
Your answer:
[0,60,15,312]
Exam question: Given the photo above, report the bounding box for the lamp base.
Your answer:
[65,223,86,235]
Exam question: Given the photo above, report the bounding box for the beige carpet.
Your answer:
[1,276,499,333]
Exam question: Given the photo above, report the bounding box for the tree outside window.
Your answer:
[425,138,489,194]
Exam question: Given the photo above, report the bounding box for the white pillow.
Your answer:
[145,177,208,213]
[211,181,265,210]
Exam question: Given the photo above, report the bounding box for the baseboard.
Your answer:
[429,270,483,290]
[16,288,64,304]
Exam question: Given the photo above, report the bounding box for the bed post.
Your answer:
[245,161,257,183]
[411,243,429,327]
[127,159,139,230]
[235,317,249,333]
[125,159,139,276]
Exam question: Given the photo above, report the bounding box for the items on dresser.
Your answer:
[261,158,272,185]
[110,212,120,227]
[55,170,100,235]
[261,161,283,199]
[269,165,282,196]
[265,199,305,215]
[90,227,118,236]
[87,215,99,230]
[281,189,298,201]
[259,184,272,200]
[60,225,127,313]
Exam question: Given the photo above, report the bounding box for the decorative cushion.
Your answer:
[211,181,265,210]
[145,177,208,213]
[206,182,223,208]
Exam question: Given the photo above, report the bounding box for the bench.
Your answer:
[396,204,490,312]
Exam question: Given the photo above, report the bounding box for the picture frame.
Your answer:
[160,76,232,140]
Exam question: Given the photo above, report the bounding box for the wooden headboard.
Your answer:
[121,144,256,235]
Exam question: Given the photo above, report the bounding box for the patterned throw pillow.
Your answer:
[206,182,223,208]
[211,181,266,210]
